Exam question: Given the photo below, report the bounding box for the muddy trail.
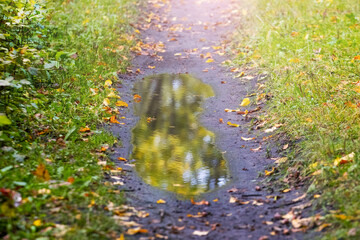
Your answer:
[109,0,311,239]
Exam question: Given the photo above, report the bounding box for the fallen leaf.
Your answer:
[103,98,110,106]
[283,144,289,150]
[133,94,142,102]
[292,193,307,202]
[33,164,50,181]
[213,198,218,202]
[104,80,112,87]
[334,152,354,166]
[206,59,214,63]
[219,118,224,123]
[314,194,321,199]
[291,216,316,229]
[116,100,128,107]
[110,116,120,124]
[283,188,291,193]
[118,157,127,161]
[79,127,91,133]
[251,145,262,152]
[107,91,121,98]
[148,65,156,69]
[191,198,210,206]
[264,126,278,133]
[174,53,182,56]
[67,177,75,184]
[265,167,275,176]
[240,98,250,107]
[193,230,209,236]
[317,223,331,232]
[224,108,238,112]
[212,46,222,50]
[241,137,255,141]
[227,121,240,127]
[157,199,166,204]
[33,219,42,227]
[126,227,148,235]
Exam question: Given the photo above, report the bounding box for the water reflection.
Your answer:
[131,74,229,197]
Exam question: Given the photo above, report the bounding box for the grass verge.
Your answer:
[232,0,360,238]
[1,0,138,238]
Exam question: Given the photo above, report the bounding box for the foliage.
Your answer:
[0,0,137,238]
[233,0,360,238]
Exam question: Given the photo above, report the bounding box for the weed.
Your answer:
[0,0,138,238]
[233,0,360,238]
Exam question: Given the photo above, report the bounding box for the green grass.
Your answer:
[0,0,138,238]
[233,0,360,238]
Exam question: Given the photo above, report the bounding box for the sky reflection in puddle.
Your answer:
[131,74,229,198]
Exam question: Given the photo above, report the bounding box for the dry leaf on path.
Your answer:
[240,98,250,107]
[193,230,210,236]
[191,198,210,206]
[157,199,166,204]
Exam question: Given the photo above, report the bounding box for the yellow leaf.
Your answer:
[33,219,42,227]
[107,92,121,99]
[103,98,110,106]
[213,198,218,202]
[118,157,127,161]
[240,98,250,107]
[334,214,354,220]
[126,227,148,235]
[334,152,354,166]
[157,199,166,204]
[115,101,128,107]
[174,53,182,56]
[82,18,89,25]
[116,233,125,240]
[104,80,112,87]
[282,188,291,193]
[227,121,239,127]
[148,65,156,69]
[206,59,214,63]
[289,58,300,63]
[212,46,222,50]
[265,167,275,176]
[314,194,321,199]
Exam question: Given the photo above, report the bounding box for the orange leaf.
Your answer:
[110,116,120,124]
[191,198,210,206]
[118,157,127,161]
[33,164,50,181]
[133,94,142,103]
[79,127,91,132]
[67,177,75,184]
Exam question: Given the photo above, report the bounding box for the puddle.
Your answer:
[131,74,229,198]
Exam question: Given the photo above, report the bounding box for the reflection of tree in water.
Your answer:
[131,74,229,197]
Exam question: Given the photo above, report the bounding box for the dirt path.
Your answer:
[110,0,308,239]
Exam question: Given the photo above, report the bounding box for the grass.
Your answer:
[232,0,360,238]
[0,0,138,238]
